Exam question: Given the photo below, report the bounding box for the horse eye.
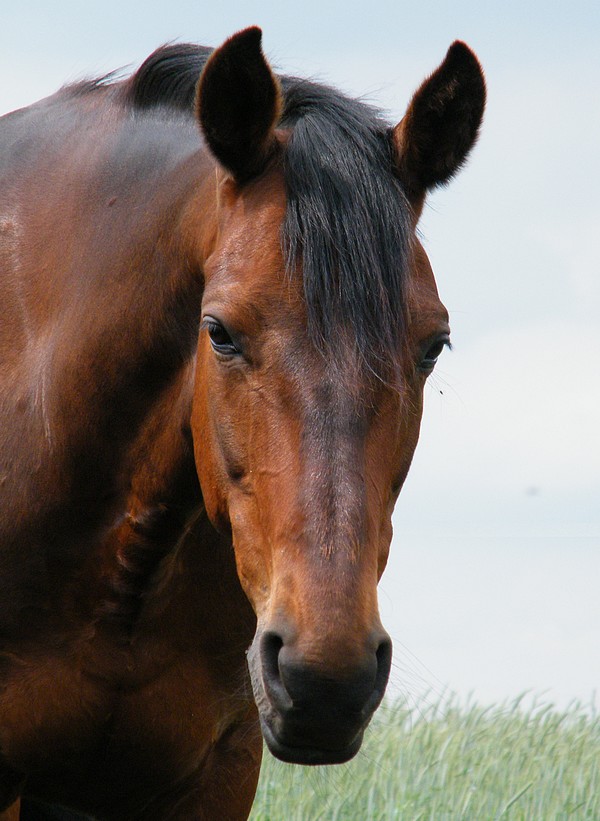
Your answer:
[420,335,450,372]
[205,319,240,356]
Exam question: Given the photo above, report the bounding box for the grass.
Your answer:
[249,695,600,820]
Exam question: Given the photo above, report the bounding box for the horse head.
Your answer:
[190,27,485,765]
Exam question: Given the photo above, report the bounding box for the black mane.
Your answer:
[126,44,412,371]
[127,44,213,111]
[278,78,411,370]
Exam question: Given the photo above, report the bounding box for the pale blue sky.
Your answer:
[1,1,598,708]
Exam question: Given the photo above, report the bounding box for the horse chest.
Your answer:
[0,523,255,810]
[0,630,248,808]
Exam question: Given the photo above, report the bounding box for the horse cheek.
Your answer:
[190,356,232,535]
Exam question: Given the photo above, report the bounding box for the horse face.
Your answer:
[191,28,484,764]
[192,172,449,764]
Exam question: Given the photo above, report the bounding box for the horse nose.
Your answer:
[259,627,392,752]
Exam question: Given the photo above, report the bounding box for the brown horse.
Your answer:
[0,27,485,820]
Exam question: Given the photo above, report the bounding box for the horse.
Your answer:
[0,27,485,820]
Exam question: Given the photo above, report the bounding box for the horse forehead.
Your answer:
[275,338,397,430]
[220,169,286,246]
[208,188,288,298]
[410,241,443,301]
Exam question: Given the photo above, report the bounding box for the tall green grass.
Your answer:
[250,695,599,819]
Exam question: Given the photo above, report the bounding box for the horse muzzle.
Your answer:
[247,626,392,765]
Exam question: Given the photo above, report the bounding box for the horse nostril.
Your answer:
[260,630,293,710]
[374,635,393,696]
[261,631,283,680]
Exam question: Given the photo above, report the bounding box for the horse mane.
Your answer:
[127,43,213,112]
[124,44,412,372]
[278,78,411,371]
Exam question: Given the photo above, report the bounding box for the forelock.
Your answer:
[279,77,413,375]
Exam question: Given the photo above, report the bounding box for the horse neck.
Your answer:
[43,104,219,483]
[0,94,221,598]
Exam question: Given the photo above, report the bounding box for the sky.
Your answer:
[1,1,598,711]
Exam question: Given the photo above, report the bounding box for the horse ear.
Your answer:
[393,41,485,203]
[196,27,282,183]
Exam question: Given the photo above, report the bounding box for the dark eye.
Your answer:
[204,318,240,357]
[420,335,450,372]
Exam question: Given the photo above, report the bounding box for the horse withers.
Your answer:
[0,28,485,820]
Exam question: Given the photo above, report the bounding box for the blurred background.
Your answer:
[2,0,598,710]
